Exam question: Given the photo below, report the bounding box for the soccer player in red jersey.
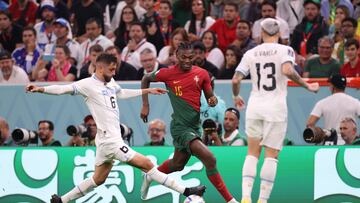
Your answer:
[141,42,238,203]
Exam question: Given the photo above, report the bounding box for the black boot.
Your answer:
[183,185,206,197]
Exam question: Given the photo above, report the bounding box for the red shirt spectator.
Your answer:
[9,0,38,27]
[208,2,239,52]
[341,59,360,77]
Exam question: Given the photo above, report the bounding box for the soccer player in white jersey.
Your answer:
[26,53,206,203]
[232,18,320,203]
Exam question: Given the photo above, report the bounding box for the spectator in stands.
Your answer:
[70,0,103,39]
[238,0,251,21]
[209,1,239,52]
[111,0,146,32]
[210,0,224,19]
[303,37,340,78]
[144,119,168,146]
[34,0,57,51]
[84,114,97,146]
[321,0,354,25]
[291,0,328,58]
[218,45,241,79]
[192,41,219,77]
[122,22,157,70]
[0,1,8,11]
[8,0,38,27]
[306,74,360,145]
[79,18,113,66]
[332,17,358,65]
[147,0,179,52]
[12,26,42,79]
[231,20,257,61]
[184,0,215,42]
[33,45,77,82]
[252,0,290,45]
[246,0,262,23]
[79,44,103,80]
[112,6,138,50]
[341,38,360,77]
[137,48,167,80]
[203,107,247,146]
[0,10,23,53]
[38,120,61,146]
[339,117,360,145]
[201,30,224,69]
[276,0,304,35]
[142,0,159,26]
[0,51,29,83]
[0,116,14,146]
[106,45,137,80]
[328,5,350,41]
[158,27,188,66]
[35,0,70,22]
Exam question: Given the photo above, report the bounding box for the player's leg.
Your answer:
[190,138,236,203]
[51,162,113,203]
[257,121,286,203]
[158,148,191,173]
[126,149,205,199]
[51,146,113,203]
[241,119,263,203]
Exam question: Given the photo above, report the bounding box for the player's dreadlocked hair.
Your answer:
[96,53,117,65]
[176,41,193,55]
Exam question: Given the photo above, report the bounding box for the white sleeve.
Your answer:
[207,48,224,69]
[310,101,323,117]
[116,89,143,99]
[157,46,169,63]
[235,52,250,76]
[281,46,296,65]
[43,84,75,95]
[280,18,290,39]
[231,139,246,146]
[252,20,261,39]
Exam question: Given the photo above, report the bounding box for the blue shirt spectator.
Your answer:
[12,46,42,75]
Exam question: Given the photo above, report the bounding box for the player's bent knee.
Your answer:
[172,163,185,171]
[92,175,106,186]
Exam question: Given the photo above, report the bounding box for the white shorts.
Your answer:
[95,141,137,166]
[245,119,287,150]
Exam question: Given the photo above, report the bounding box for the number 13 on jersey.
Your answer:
[255,62,277,91]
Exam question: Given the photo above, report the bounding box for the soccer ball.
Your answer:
[183,195,205,203]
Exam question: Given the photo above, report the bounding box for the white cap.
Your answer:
[260,18,280,36]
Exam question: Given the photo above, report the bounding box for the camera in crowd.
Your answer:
[303,126,338,145]
[11,128,38,146]
[202,119,222,135]
[66,124,90,138]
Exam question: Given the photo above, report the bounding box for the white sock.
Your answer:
[147,167,185,194]
[242,155,258,201]
[258,158,278,202]
[61,177,97,203]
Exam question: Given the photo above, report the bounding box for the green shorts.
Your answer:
[170,119,201,154]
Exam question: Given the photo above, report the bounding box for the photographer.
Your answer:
[306,74,360,145]
[0,116,14,146]
[84,115,97,146]
[340,117,360,145]
[66,115,97,147]
[38,120,61,146]
[203,108,247,146]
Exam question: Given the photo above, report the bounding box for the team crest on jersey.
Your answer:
[288,49,294,57]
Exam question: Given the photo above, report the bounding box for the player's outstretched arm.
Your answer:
[116,88,167,99]
[26,84,74,95]
[281,62,319,93]
[232,71,246,109]
[140,73,158,123]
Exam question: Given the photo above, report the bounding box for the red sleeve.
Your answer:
[202,70,212,93]
[151,68,167,82]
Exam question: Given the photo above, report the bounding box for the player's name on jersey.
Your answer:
[254,49,277,57]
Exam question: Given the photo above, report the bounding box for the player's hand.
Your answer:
[148,88,168,95]
[25,84,44,93]
[140,105,149,123]
[208,96,218,107]
[307,82,320,93]
[234,95,245,110]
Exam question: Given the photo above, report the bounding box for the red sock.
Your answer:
[207,169,233,202]
[157,159,173,174]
